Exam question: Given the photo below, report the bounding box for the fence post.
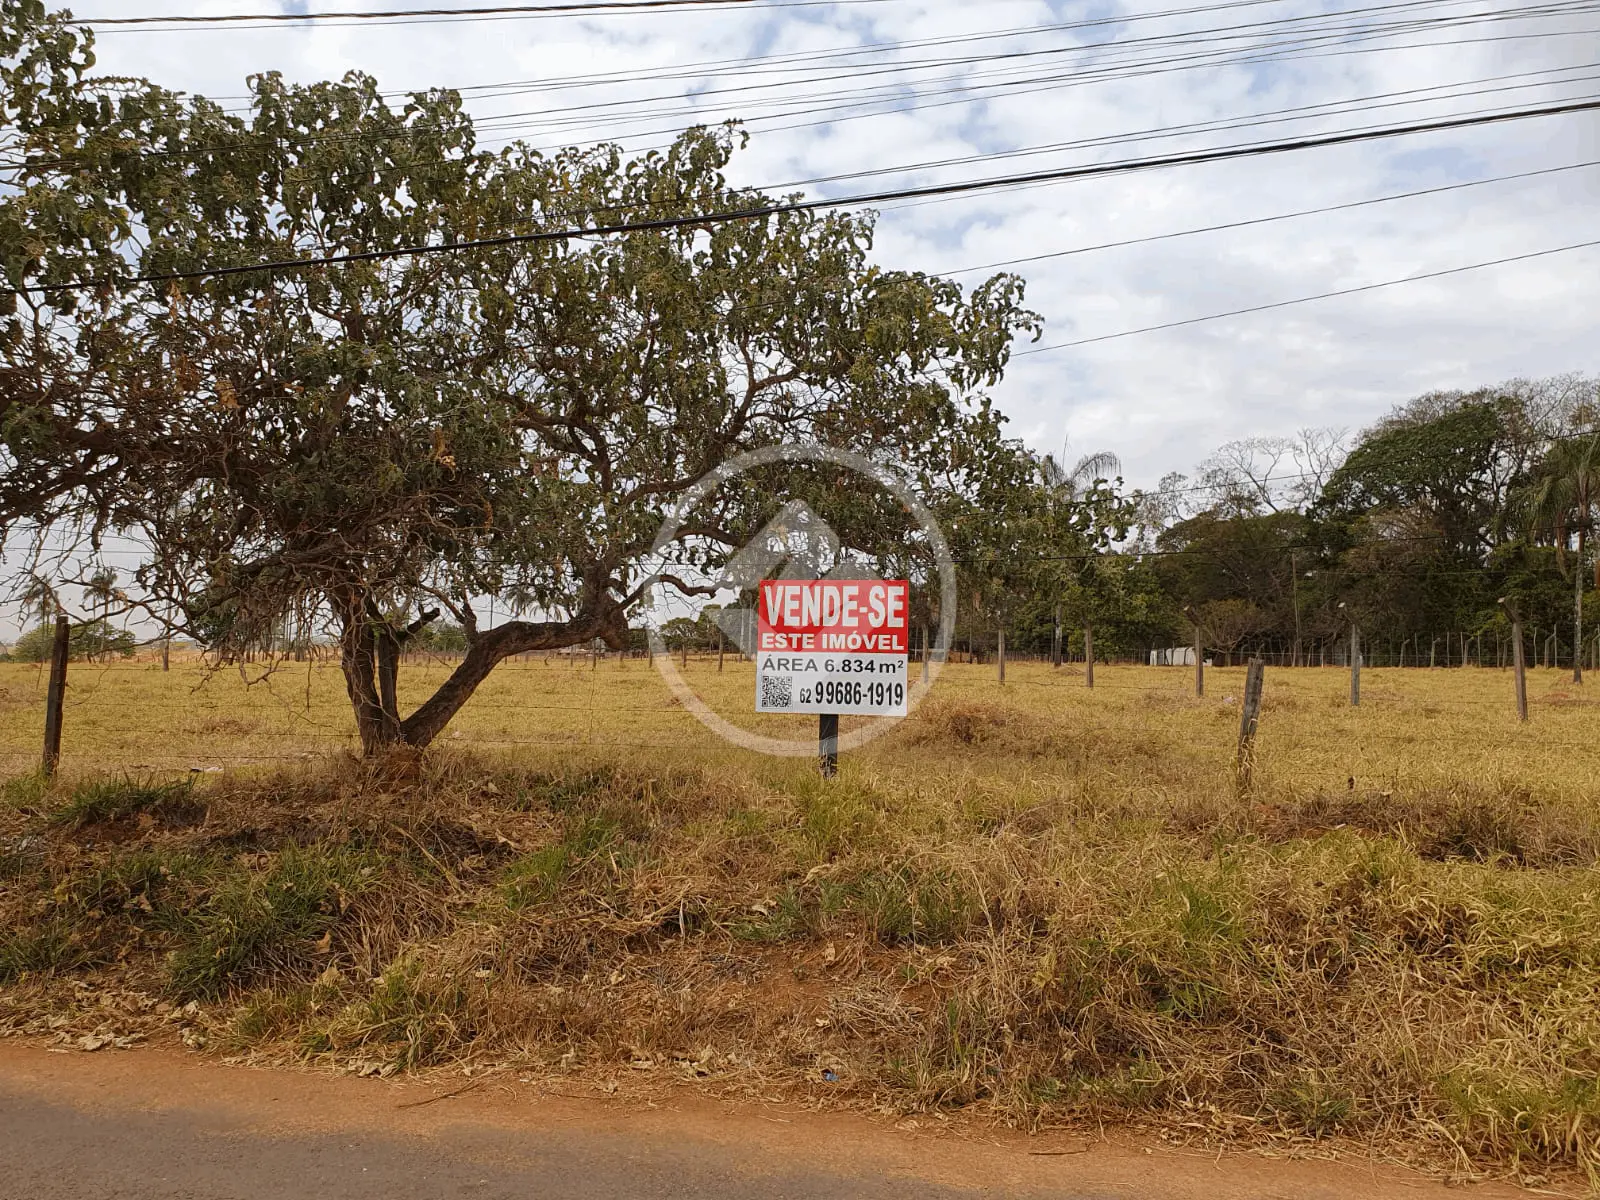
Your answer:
[1183,606,1204,697]
[1084,622,1095,689]
[819,713,839,778]
[1500,599,1528,723]
[1236,657,1265,792]
[42,615,70,778]
[1349,622,1361,707]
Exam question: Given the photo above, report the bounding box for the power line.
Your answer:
[185,0,1329,101]
[36,1,1590,169]
[8,96,1599,298]
[474,7,1600,150]
[82,0,759,25]
[85,0,913,31]
[945,159,1600,277]
[1014,238,1600,355]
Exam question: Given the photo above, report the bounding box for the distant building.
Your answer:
[1149,647,1208,667]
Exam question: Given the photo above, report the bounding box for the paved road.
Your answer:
[0,1043,1526,1200]
[1,1089,981,1200]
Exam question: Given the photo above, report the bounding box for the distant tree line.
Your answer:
[955,374,1600,676]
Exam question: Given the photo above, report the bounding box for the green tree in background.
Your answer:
[1515,432,1600,683]
[7,617,133,662]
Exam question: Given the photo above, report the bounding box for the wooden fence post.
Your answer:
[1084,622,1095,690]
[997,627,1006,685]
[1182,606,1204,697]
[1349,622,1361,707]
[1500,599,1528,723]
[819,713,839,778]
[42,615,69,778]
[1236,657,1265,792]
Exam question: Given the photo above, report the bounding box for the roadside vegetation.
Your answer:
[3,660,1598,1184]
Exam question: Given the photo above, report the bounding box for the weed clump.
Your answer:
[167,846,375,999]
[51,775,205,831]
[312,955,476,1070]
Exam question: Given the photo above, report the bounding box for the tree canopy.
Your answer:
[1,4,1042,751]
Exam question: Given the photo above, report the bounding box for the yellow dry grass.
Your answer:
[4,655,1600,1184]
[0,654,1593,797]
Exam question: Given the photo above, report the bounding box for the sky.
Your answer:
[4,0,1600,636]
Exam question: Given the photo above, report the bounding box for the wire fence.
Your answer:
[2,650,1594,780]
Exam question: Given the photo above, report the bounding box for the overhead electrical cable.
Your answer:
[474,3,1600,141]
[6,96,1599,298]
[1013,239,1600,354]
[85,0,758,25]
[187,0,1328,100]
[484,20,1600,155]
[11,12,1594,194]
[86,0,914,30]
[771,65,1600,192]
[939,159,1600,277]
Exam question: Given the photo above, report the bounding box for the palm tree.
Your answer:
[84,567,119,663]
[1040,449,1123,498]
[1518,433,1600,684]
[20,573,60,627]
[1040,444,1122,667]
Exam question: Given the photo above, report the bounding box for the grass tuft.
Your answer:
[166,846,374,1000]
[50,774,205,830]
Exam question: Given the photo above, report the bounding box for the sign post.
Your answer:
[756,579,911,776]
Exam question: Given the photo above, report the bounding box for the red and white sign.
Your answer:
[756,580,909,717]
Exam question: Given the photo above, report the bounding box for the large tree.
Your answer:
[0,7,1040,751]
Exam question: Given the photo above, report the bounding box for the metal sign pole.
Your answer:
[819,713,839,778]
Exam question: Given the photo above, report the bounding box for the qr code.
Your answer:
[760,675,794,709]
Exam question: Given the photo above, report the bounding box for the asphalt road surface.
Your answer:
[0,1043,1530,1200]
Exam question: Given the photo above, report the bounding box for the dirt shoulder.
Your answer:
[0,1041,1547,1200]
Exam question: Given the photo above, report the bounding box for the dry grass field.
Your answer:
[3,655,1600,1183]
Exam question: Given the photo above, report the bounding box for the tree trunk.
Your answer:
[395,605,628,750]
[1051,602,1062,668]
[339,601,400,755]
